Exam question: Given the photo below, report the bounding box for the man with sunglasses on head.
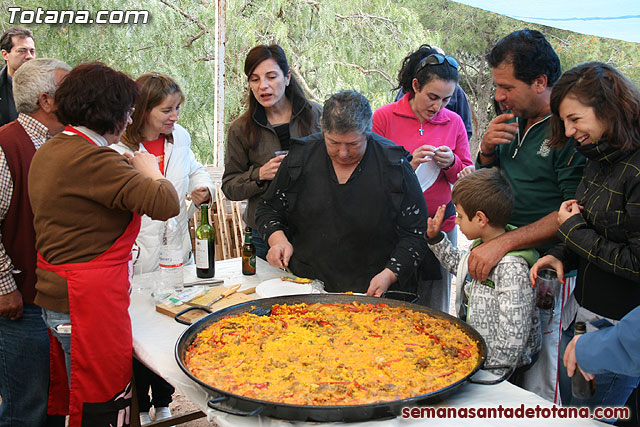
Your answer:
[0,26,36,127]
[472,29,585,402]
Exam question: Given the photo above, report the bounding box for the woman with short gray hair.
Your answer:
[256,90,428,295]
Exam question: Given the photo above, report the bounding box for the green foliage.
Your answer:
[1,0,217,163]
[224,0,428,118]
[1,0,638,164]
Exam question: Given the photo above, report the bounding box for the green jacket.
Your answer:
[476,115,585,251]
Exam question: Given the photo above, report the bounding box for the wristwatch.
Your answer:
[479,147,496,157]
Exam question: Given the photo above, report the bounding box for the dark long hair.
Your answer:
[122,72,185,150]
[550,62,640,152]
[240,44,314,148]
[395,44,459,94]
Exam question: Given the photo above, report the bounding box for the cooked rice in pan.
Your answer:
[185,301,480,405]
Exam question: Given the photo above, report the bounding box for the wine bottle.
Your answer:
[571,321,596,399]
[242,227,256,275]
[195,203,215,278]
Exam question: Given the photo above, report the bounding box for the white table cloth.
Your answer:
[129,258,599,426]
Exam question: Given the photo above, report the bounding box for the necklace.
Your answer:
[419,122,424,136]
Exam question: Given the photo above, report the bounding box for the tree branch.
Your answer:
[329,61,394,85]
[158,0,209,47]
[194,55,216,62]
[291,66,322,104]
[299,0,320,10]
[335,13,400,25]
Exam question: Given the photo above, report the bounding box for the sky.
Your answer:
[451,0,640,43]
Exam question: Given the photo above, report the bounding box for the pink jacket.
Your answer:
[373,93,472,232]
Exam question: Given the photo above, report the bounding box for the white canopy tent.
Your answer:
[451,0,640,43]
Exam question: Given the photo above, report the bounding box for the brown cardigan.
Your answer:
[29,133,180,312]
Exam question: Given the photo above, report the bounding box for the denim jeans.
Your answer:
[559,318,640,423]
[42,308,72,384]
[252,229,268,261]
[0,304,51,427]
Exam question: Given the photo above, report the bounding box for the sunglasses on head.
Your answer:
[417,53,459,73]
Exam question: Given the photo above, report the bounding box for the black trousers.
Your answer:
[133,358,175,412]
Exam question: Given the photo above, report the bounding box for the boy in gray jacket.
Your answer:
[426,168,541,379]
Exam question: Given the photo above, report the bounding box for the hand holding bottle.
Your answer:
[191,187,211,206]
[564,335,596,381]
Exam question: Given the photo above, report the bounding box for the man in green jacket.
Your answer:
[473,29,585,402]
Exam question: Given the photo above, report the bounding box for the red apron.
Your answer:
[40,126,141,427]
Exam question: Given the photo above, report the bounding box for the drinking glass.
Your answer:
[535,268,561,310]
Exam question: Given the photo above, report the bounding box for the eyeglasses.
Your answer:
[15,48,36,56]
[417,54,459,73]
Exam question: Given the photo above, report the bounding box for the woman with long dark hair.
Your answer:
[531,62,640,420]
[373,45,473,312]
[222,44,322,259]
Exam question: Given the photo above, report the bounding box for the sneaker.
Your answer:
[154,406,172,421]
[139,412,152,425]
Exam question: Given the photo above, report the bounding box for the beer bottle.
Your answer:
[571,321,595,399]
[242,227,256,275]
[195,203,215,278]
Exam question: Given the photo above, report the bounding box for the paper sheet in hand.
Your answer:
[415,161,440,192]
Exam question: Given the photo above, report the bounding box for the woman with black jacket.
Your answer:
[530,62,640,420]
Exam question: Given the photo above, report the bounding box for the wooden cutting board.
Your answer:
[155,286,255,323]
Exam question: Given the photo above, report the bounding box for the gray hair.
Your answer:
[13,58,71,114]
[321,90,372,134]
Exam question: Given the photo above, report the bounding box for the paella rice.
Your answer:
[185,301,480,405]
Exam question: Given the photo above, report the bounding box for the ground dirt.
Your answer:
[167,393,213,426]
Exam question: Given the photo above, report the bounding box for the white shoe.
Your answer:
[154,406,173,423]
[139,412,152,425]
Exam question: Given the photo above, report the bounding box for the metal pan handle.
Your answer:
[207,396,264,417]
[174,306,212,325]
[469,364,515,385]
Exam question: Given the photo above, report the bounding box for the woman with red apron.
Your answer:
[28,63,180,427]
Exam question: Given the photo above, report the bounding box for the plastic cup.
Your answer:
[535,268,561,309]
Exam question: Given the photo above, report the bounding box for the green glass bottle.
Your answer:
[242,227,256,275]
[195,203,215,278]
[571,321,595,398]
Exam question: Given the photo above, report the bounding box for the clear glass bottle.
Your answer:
[242,227,256,275]
[154,217,183,302]
[571,321,596,399]
[195,203,215,278]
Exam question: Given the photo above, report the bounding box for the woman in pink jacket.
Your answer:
[373,45,473,312]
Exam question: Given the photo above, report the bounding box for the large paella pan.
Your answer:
[175,294,510,422]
